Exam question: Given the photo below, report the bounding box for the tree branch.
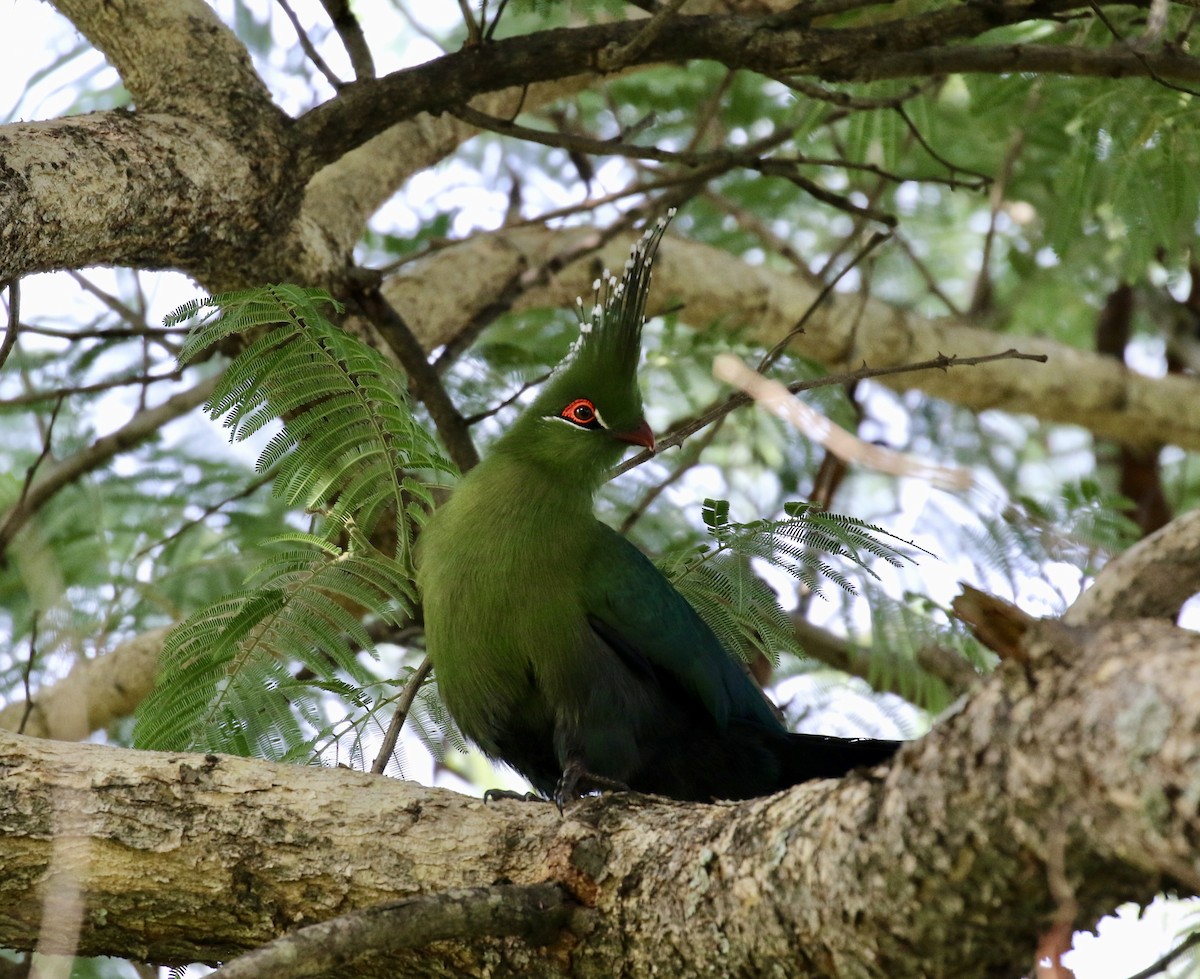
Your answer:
[0,374,219,561]
[212,884,572,979]
[1065,507,1200,626]
[292,1,1090,177]
[843,41,1200,85]
[0,628,170,740]
[0,617,1196,975]
[385,228,1200,452]
[349,284,480,472]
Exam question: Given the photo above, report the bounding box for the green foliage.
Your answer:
[661,497,922,669]
[968,479,1141,600]
[134,286,455,758]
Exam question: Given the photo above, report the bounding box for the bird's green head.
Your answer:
[500,212,672,480]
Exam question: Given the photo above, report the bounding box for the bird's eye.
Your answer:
[561,398,599,427]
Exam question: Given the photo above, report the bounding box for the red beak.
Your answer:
[615,420,656,452]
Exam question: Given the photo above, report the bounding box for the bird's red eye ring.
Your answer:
[561,398,598,426]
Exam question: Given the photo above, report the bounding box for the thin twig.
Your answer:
[716,353,973,489]
[374,167,728,277]
[891,230,964,316]
[453,103,792,169]
[131,468,279,563]
[484,0,512,42]
[457,0,484,46]
[371,656,433,775]
[619,417,725,534]
[18,612,38,736]
[393,0,449,50]
[896,103,995,187]
[67,271,150,332]
[1087,0,1200,96]
[598,0,690,70]
[0,375,220,563]
[318,0,375,79]
[277,0,345,89]
[430,211,652,374]
[758,230,892,373]
[463,370,552,426]
[0,279,19,373]
[611,348,1047,478]
[349,284,480,472]
[1122,930,1200,979]
[0,369,186,408]
[18,323,179,342]
[703,190,824,287]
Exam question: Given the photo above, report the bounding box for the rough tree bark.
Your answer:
[0,612,1197,977]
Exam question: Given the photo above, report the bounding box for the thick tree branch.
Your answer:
[50,0,277,116]
[0,617,1196,975]
[1065,507,1200,626]
[845,40,1200,84]
[0,628,169,740]
[384,228,1200,452]
[0,114,293,283]
[292,1,1090,176]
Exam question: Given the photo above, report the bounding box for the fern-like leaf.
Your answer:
[135,286,455,757]
[662,498,925,669]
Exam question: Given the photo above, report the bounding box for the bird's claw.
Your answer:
[483,788,545,804]
[554,760,630,813]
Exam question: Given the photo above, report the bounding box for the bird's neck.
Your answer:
[459,447,598,538]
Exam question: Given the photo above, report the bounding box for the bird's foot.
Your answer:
[554,761,630,814]
[482,788,546,804]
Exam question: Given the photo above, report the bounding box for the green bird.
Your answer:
[417,214,899,806]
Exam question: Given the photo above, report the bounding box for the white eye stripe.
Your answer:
[546,406,609,430]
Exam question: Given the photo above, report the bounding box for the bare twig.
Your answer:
[393,0,449,51]
[278,0,345,89]
[209,883,572,979]
[318,0,375,79]
[463,370,552,426]
[371,656,433,776]
[598,0,690,70]
[429,213,647,374]
[703,190,823,287]
[452,103,792,169]
[619,417,725,535]
[131,468,278,563]
[1086,0,1200,96]
[612,348,1048,478]
[457,0,484,47]
[67,271,151,332]
[0,375,220,562]
[0,368,186,408]
[456,105,896,222]
[1122,931,1200,979]
[18,612,38,736]
[758,230,892,373]
[716,353,974,490]
[0,279,19,373]
[349,285,480,472]
[374,167,727,277]
[896,103,995,187]
[484,0,512,42]
[891,230,965,316]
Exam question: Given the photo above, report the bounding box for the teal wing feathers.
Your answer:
[584,522,785,735]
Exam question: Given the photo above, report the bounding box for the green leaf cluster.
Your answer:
[661,496,920,670]
[134,286,455,757]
